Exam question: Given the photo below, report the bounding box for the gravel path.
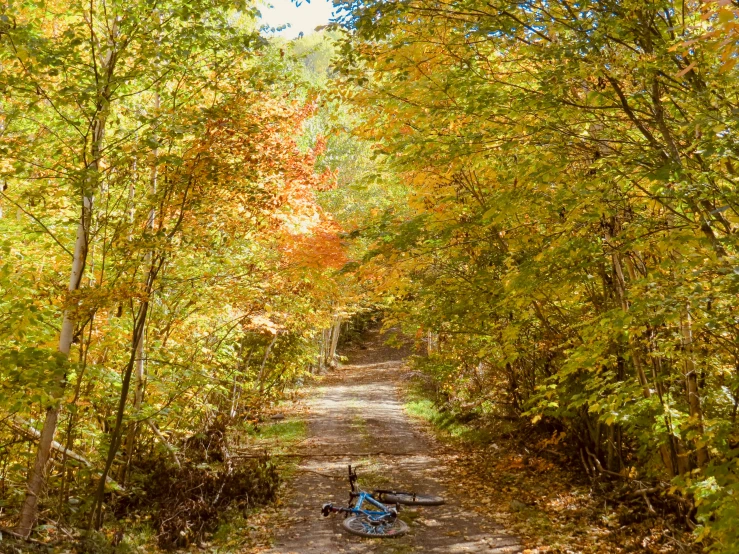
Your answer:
[268,330,522,554]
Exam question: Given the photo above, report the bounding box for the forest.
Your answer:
[0,0,738,552]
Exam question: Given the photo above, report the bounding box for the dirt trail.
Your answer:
[268,329,522,554]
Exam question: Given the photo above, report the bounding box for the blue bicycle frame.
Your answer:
[347,490,395,522]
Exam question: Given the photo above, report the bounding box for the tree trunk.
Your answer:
[121,332,146,482]
[123,106,158,478]
[682,304,710,467]
[230,342,254,418]
[651,353,687,475]
[91,298,151,529]
[319,328,329,373]
[258,334,278,394]
[328,318,341,366]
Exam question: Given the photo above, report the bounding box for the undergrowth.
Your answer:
[402,380,697,554]
[117,456,279,550]
[59,413,307,553]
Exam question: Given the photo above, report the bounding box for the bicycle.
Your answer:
[320,465,444,538]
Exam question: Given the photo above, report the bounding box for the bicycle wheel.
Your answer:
[381,493,445,506]
[341,515,409,538]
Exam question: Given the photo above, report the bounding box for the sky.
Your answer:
[260,0,336,40]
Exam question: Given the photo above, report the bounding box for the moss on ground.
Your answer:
[404,389,494,445]
[248,419,307,442]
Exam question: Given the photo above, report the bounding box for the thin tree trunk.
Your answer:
[123,92,159,478]
[682,304,710,467]
[317,332,325,374]
[230,342,254,418]
[91,299,150,529]
[652,353,687,475]
[258,334,278,394]
[328,318,341,365]
[92,135,177,526]
[59,319,95,513]
[606,424,616,472]
[121,332,146,482]
[319,329,328,373]
[323,328,329,368]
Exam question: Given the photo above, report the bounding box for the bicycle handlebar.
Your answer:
[321,502,352,516]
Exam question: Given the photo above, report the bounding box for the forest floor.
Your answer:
[257,329,523,554]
